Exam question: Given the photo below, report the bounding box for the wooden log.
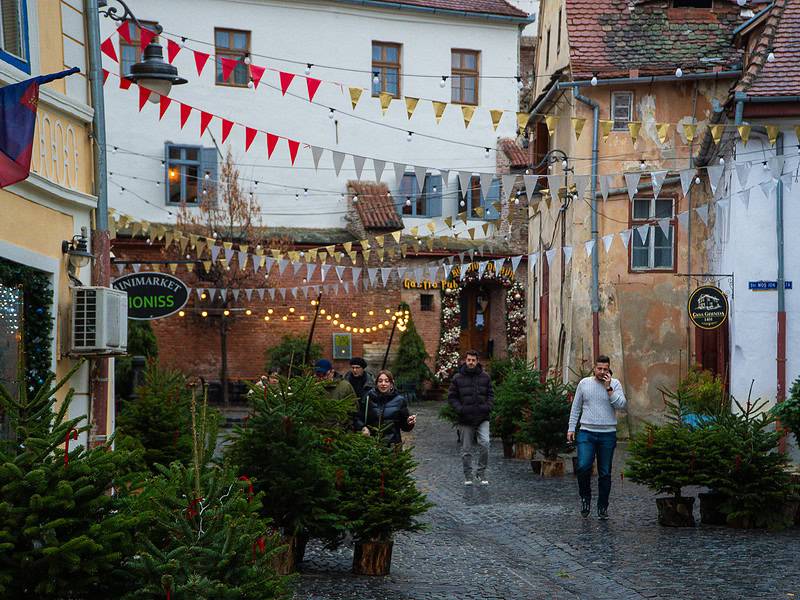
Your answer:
[352,540,394,576]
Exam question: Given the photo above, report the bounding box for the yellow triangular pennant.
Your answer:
[362,248,370,262]
[318,250,327,263]
[186,263,194,272]
[196,240,206,257]
[168,263,178,274]
[490,109,503,131]
[405,97,419,119]
[325,244,335,256]
[545,115,559,137]
[349,87,363,110]
[379,92,393,115]
[164,231,173,247]
[517,111,529,133]
[738,124,751,146]
[189,233,198,248]
[710,124,724,145]
[482,223,489,235]
[410,226,419,237]
[377,247,385,262]
[474,206,485,218]
[432,101,447,124]
[343,241,352,253]
[426,237,434,251]
[766,124,780,146]
[375,235,385,247]
[222,241,233,251]
[462,105,476,129]
[179,236,189,253]
[459,211,468,225]
[628,121,642,144]
[426,221,436,234]
[572,117,586,141]
[656,123,671,144]
[600,120,613,142]
[361,239,371,250]
[444,216,453,228]
[467,227,475,240]
[683,123,697,143]
[391,230,401,243]
[202,260,212,273]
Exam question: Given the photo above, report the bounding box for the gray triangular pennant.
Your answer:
[277,259,288,275]
[373,159,385,182]
[367,268,378,286]
[546,174,563,195]
[335,265,345,281]
[511,255,522,273]
[706,164,724,194]
[220,289,227,302]
[311,146,324,170]
[563,247,573,265]
[677,211,689,229]
[545,248,557,266]
[115,263,125,274]
[636,224,650,244]
[396,266,407,279]
[736,161,751,188]
[602,234,614,253]
[196,288,205,300]
[208,289,217,301]
[476,261,487,278]
[439,169,450,191]
[393,162,407,185]
[266,288,274,300]
[224,248,234,264]
[231,289,239,301]
[493,258,504,275]
[502,174,517,202]
[574,174,590,200]
[458,171,472,199]
[210,245,221,261]
[695,204,709,225]
[528,252,538,268]
[523,174,538,200]
[290,287,297,299]
[352,266,362,284]
[414,165,427,192]
[320,264,331,281]
[306,263,317,280]
[332,151,346,176]
[443,264,453,279]
[584,239,595,257]
[770,156,784,180]
[480,173,494,200]
[760,180,774,200]
[238,251,249,269]
[264,257,275,273]
[600,175,610,201]
[680,169,694,196]
[292,261,304,275]
[624,172,641,201]
[657,217,671,239]
[353,155,366,180]
[244,288,253,301]
[780,173,794,193]
[619,230,632,249]
[651,170,667,199]
[380,267,392,285]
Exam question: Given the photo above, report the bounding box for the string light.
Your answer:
[372,71,380,86]
[590,74,598,86]
[406,131,413,142]
[515,76,523,90]
[767,49,776,63]
[329,108,335,119]
[305,63,313,75]
[440,75,448,88]
[675,67,683,78]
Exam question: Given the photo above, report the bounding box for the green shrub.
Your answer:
[265,335,322,377]
[491,362,541,441]
[772,375,800,446]
[626,421,700,498]
[675,367,727,415]
[516,376,574,459]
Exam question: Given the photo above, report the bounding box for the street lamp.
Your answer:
[62,228,94,271]
[99,0,187,102]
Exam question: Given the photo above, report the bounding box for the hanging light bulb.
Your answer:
[440,75,447,88]
[201,311,208,317]
[245,309,252,315]
[180,37,188,49]
[329,108,335,119]
[372,71,380,86]
[353,194,359,202]
[640,160,647,170]
[590,74,598,86]
[405,198,412,206]
[264,315,270,321]
[460,199,466,207]
[484,148,491,158]
[514,197,520,205]
[304,188,309,197]
[432,185,437,193]
[305,63,313,75]
[675,67,683,78]
[767,50,776,63]
[243,54,251,65]
[695,176,701,185]
[516,76,523,90]
[719,157,725,165]
[562,159,569,170]
[406,131,413,142]
[178,310,185,317]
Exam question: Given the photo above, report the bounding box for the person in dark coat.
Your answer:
[448,350,494,485]
[354,370,416,445]
[344,357,375,400]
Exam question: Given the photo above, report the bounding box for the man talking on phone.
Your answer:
[567,355,626,520]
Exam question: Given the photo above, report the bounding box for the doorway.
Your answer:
[459,284,491,356]
[695,322,729,386]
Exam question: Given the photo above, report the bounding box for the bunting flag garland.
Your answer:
[572,117,586,141]
[379,92,392,115]
[220,57,239,82]
[245,127,257,151]
[100,37,118,62]
[159,95,171,120]
[433,101,447,124]
[306,77,322,102]
[462,105,476,128]
[250,64,266,89]
[656,123,671,144]
[199,111,213,136]
[279,71,295,95]
[221,119,234,144]
[490,109,503,131]
[766,125,780,146]
[180,103,192,129]
[545,115,559,137]
[349,87,363,109]
[266,133,279,158]
[167,38,181,63]
[405,97,419,119]
[193,50,210,76]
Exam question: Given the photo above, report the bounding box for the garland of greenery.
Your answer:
[0,258,53,392]
[506,281,526,357]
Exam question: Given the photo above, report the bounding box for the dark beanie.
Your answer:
[350,357,367,368]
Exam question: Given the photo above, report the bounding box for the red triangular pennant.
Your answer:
[306,77,322,102]
[167,38,181,64]
[138,86,151,110]
[287,139,300,165]
[119,77,132,90]
[245,127,257,151]
[279,71,295,95]
[194,50,210,76]
[266,133,279,158]
[116,22,132,44]
[221,119,234,144]
[139,27,156,51]
[102,69,110,85]
[250,64,265,89]
[159,95,172,120]
[100,38,118,62]
[220,57,239,82]
[180,103,192,129]
[200,111,213,136]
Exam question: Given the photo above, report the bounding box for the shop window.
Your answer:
[164,144,218,205]
[420,294,433,312]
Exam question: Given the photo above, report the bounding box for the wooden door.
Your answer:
[459,286,490,355]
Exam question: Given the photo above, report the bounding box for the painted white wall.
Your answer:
[102,0,523,238]
[713,124,800,414]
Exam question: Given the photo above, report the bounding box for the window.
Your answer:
[215,28,250,87]
[0,0,29,73]
[164,144,218,205]
[420,294,434,312]
[459,176,501,219]
[611,91,633,131]
[630,196,676,271]
[397,172,442,217]
[451,49,479,105]
[120,20,159,77]
[372,41,401,97]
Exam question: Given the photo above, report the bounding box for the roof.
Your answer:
[331,0,531,20]
[737,0,799,97]
[347,181,404,230]
[565,0,747,77]
[499,138,530,168]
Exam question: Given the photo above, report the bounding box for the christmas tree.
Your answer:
[0,359,139,598]
[392,303,432,395]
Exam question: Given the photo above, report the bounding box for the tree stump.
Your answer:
[271,535,298,575]
[541,459,565,477]
[353,540,394,575]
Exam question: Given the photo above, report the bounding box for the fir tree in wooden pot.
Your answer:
[392,303,432,400]
[518,376,574,476]
[333,434,432,575]
[490,360,541,459]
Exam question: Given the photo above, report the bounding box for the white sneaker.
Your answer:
[479,479,489,486]
[464,479,473,486]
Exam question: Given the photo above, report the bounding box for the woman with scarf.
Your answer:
[354,370,416,445]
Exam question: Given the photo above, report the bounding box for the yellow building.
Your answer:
[0,0,112,446]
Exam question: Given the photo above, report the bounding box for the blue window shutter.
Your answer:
[399,173,416,212]
[426,175,442,216]
[201,148,218,203]
[484,178,501,219]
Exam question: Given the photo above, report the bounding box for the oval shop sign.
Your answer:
[112,272,189,320]
[687,285,729,330]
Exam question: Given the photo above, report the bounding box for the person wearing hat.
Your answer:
[344,357,375,401]
[314,358,357,403]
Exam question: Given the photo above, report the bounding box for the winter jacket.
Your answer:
[448,363,494,426]
[355,387,414,445]
[344,370,375,400]
[322,376,357,404]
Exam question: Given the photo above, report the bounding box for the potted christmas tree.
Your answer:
[392,303,432,399]
[491,361,541,459]
[333,434,431,575]
[517,376,573,476]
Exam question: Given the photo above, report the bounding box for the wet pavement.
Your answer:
[293,401,800,600]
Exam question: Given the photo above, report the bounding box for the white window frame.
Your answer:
[630,196,676,271]
[611,91,633,131]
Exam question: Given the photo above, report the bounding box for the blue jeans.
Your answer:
[576,429,617,509]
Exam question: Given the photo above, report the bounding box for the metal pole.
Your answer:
[303,292,323,365]
[776,132,787,452]
[382,304,402,369]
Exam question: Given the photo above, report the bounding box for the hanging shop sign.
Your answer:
[112,273,189,320]
[333,332,352,360]
[688,285,728,330]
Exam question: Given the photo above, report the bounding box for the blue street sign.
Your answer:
[748,280,793,291]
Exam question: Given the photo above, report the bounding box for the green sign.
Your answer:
[333,333,352,359]
[112,272,189,320]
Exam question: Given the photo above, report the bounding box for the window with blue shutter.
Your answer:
[397,172,441,217]
[164,144,217,205]
[458,176,499,220]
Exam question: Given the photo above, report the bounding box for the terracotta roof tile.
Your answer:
[500,138,530,167]
[360,0,530,18]
[565,0,746,77]
[348,181,404,230]
[740,0,800,97]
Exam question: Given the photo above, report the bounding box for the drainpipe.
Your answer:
[735,93,787,448]
[573,90,601,359]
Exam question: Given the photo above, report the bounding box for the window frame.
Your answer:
[119,19,159,78]
[0,0,30,74]
[628,194,678,273]
[459,175,500,220]
[398,172,442,217]
[611,91,634,131]
[371,41,402,98]
[214,27,251,88]
[420,294,434,312]
[164,144,218,206]
[451,49,480,106]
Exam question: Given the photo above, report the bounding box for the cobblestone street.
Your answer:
[294,402,800,600]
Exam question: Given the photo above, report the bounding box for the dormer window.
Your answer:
[672,0,712,7]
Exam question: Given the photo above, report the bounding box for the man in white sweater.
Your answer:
[567,355,626,520]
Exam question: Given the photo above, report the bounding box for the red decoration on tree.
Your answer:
[287,139,300,165]
[116,22,132,44]
[251,536,266,561]
[266,133,279,159]
[279,71,295,96]
[138,86,151,111]
[199,111,213,136]
[119,77,132,90]
[167,38,181,64]
[64,428,78,468]
[100,37,118,62]
[186,497,203,519]
[164,583,171,600]
[335,468,344,489]
[102,69,110,85]
[220,57,239,82]
[139,27,157,51]
[250,64,265,89]
[159,95,172,120]
[238,475,254,502]
[221,119,234,144]
[180,103,192,129]
[193,50,210,76]
[245,127,257,151]
[379,470,385,497]
[306,77,322,102]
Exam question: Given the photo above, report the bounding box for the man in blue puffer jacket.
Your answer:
[448,350,494,486]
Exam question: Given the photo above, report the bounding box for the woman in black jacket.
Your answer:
[354,370,416,445]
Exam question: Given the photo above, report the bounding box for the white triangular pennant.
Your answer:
[332,151,346,176]
[264,257,275,273]
[208,289,217,302]
[695,204,709,225]
[574,174,590,200]
[196,288,205,300]
[780,173,794,193]
[277,259,288,274]
[706,164,724,194]
[306,263,317,280]
[657,217,671,239]
[563,246,573,265]
[770,156,785,180]
[353,155,366,180]
[480,173,494,200]
[651,170,667,199]
[367,268,378,286]
[584,239,595,257]
[523,174,538,200]
[511,255,522,273]
[220,289,227,302]
[311,146,324,170]
[224,248,234,264]
[267,288,274,300]
[238,251,249,269]
[380,267,392,285]
[736,161,751,188]
[502,174,517,202]
[600,175,610,202]
[373,159,386,182]
[210,245,221,261]
[458,171,472,199]
[545,248,557,266]
[760,180,774,200]
[439,169,450,191]
[352,266,362,284]
[393,162,406,185]
[546,174,563,195]
[528,252,538,268]
[115,263,125,274]
[414,165,427,192]
[679,169,694,196]
[619,230,632,249]
[335,265,345,281]
[244,288,253,301]
[231,289,239,301]
[292,261,304,275]
[624,172,641,201]
[636,224,650,244]
[677,211,689,229]
[320,264,331,281]
[602,234,614,253]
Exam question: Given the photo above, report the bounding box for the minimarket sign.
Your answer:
[112,273,189,320]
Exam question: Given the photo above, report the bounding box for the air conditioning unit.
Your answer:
[70,287,128,355]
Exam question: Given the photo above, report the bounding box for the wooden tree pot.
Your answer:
[531,458,565,477]
[502,440,515,458]
[656,496,696,527]
[514,442,535,460]
[698,492,728,526]
[353,539,394,576]
[271,534,299,575]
